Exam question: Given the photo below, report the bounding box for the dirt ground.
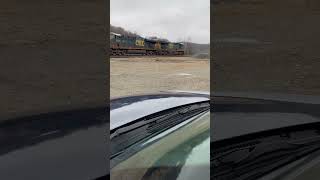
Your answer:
[110,57,210,98]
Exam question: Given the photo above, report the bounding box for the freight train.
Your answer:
[110,32,184,56]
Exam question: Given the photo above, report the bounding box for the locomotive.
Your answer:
[110,32,184,56]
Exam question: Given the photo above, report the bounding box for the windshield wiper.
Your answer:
[110,101,209,167]
[211,129,320,180]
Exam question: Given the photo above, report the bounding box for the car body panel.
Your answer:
[110,92,210,130]
[212,92,320,142]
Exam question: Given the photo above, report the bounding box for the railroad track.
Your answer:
[110,55,187,58]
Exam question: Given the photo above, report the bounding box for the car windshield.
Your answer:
[111,111,210,180]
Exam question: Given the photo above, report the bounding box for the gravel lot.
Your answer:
[110,57,210,98]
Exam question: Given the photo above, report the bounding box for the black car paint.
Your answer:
[110,93,209,110]
[110,92,210,130]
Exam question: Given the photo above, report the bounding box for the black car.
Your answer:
[212,92,320,180]
[110,91,210,180]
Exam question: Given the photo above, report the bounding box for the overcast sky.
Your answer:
[111,0,210,44]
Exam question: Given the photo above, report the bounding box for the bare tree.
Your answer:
[110,24,138,37]
[184,37,193,55]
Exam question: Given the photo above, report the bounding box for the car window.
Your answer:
[111,111,210,180]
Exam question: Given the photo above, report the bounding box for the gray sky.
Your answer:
[111,0,210,44]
